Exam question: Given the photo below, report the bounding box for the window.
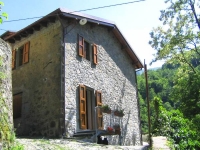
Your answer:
[12,41,30,69]
[78,34,98,65]
[18,46,24,66]
[13,93,22,119]
[79,85,103,130]
[84,41,90,61]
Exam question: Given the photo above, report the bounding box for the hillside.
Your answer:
[137,61,200,149]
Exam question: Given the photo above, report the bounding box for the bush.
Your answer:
[151,97,200,149]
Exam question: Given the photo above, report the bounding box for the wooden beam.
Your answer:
[20,32,28,37]
[107,27,115,32]
[14,35,21,41]
[90,23,99,29]
[48,16,56,23]
[27,29,34,34]
[59,15,66,20]
[68,18,78,25]
[33,25,41,31]
[121,45,127,50]
[40,21,48,27]
[8,38,15,43]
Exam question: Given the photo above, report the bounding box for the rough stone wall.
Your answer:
[0,38,13,136]
[11,21,62,137]
[64,23,142,145]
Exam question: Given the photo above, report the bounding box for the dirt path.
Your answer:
[14,138,148,150]
[152,136,170,150]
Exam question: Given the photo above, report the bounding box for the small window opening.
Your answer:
[18,47,23,66]
[84,41,90,61]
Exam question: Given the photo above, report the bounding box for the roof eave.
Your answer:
[5,8,143,69]
[5,8,60,42]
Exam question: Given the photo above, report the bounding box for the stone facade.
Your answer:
[11,21,62,137]
[0,38,13,146]
[63,22,142,145]
[8,12,142,146]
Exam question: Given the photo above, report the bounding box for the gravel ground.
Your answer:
[14,138,148,150]
[152,136,170,150]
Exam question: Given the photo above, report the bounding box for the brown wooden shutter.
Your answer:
[93,44,98,65]
[78,35,84,57]
[79,85,87,129]
[12,50,16,69]
[23,41,30,64]
[96,91,103,129]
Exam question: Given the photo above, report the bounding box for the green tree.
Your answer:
[0,1,8,23]
[151,96,200,149]
[149,0,200,118]
[137,67,176,135]
[149,0,200,68]
[171,66,200,118]
[148,0,200,148]
[138,93,148,133]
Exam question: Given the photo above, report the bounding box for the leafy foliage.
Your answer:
[150,0,200,119]
[137,63,200,148]
[172,66,200,118]
[151,98,200,149]
[138,0,200,148]
[149,0,200,68]
[0,1,8,23]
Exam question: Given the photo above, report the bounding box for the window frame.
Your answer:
[79,84,103,130]
[12,41,30,69]
[78,34,98,65]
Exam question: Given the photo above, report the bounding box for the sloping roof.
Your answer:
[0,31,16,40]
[4,8,143,69]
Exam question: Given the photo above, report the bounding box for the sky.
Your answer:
[1,0,167,68]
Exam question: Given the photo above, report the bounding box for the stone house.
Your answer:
[2,8,143,146]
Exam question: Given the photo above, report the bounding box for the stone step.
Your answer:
[73,130,96,137]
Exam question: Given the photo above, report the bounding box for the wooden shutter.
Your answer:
[12,50,16,69]
[78,35,84,57]
[93,44,98,65]
[23,41,30,64]
[96,91,103,129]
[79,85,87,129]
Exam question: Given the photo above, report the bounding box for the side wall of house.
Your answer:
[0,39,13,144]
[11,21,62,137]
[64,23,141,145]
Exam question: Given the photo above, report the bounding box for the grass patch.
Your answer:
[11,141,24,150]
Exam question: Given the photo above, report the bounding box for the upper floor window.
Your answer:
[12,41,30,69]
[78,34,98,65]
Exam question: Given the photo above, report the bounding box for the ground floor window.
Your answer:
[79,85,103,130]
[13,93,22,119]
